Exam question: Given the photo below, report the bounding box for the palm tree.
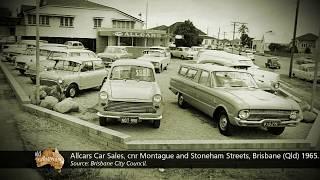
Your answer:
[238,24,249,35]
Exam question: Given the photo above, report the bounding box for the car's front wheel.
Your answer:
[177,93,188,108]
[153,120,160,128]
[66,84,78,98]
[99,117,107,126]
[217,110,234,136]
[267,127,285,135]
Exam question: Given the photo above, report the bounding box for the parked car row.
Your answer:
[1,42,303,136]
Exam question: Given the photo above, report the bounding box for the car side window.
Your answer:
[186,69,198,80]
[199,70,210,87]
[81,61,93,72]
[179,66,188,76]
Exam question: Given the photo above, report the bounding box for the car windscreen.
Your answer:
[53,60,81,72]
[144,51,164,57]
[110,65,155,82]
[214,71,257,88]
[49,52,67,58]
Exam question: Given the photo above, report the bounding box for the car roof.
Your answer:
[200,50,251,60]
[54,56,102,64]
[112,59,154,68]
[181,63,248,73]
[143,49,163,53]
[198,59,251,67]
[50,48,94,53]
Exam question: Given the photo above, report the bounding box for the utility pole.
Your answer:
[231,21,247,53]
[217,27,220,48]
[223,32,226,49]
[289,0,300,78]
[144,0,148,47]
[35,0,40,104]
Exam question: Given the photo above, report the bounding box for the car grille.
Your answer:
[40,79,58,86]
[247,109,292,120]
[104,101,156,113]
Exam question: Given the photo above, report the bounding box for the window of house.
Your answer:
[27,15,36,25]
[112,20,135,29]
[93,18,103,28]
[60,17,74,27]
[39,16,49,25]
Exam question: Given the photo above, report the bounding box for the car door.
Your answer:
[183,68,200,106]
[79,61,98,89]
[193,70,215,116]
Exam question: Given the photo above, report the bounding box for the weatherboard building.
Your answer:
[15,0,169,52]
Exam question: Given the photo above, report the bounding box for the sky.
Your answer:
[1,0,319,43]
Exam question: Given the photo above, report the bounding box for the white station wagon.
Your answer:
[97,59,163,128]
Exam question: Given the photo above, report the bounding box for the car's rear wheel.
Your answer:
[177,93,188,108]
[19,69,25,75]
[99,117,107,126]
[153,120,160,128]
[66,84,78,98]
[267,127,285,135]
[217,110,234,136]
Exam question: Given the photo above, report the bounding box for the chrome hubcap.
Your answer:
[178,95,183,105]
[219,115,228,131]
[70,88,76,97]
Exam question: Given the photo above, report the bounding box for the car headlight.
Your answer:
[273,82,280,89]
[100,91,108,101]
[289,111,298,120]
[153,94,162,107]
[58,79,64,84]
[238,110,250,119]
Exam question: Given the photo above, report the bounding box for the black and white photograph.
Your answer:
[0,0,319,179]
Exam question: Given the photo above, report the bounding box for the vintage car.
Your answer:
[293,64,320,82]
[170,47,194,59]
[265,57,281,69]
[97,59,162,128]
[2,40,47,62]
[196,50,280,92]
[39,57,108,97]
[26,48,98,83]
[14,44,68,75]
[169,64,302,136]
[149,46,171,58]
[97,46,132,67]
[137,49,170,73]
[64,41,85,49]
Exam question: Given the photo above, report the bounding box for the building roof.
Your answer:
[296,33,318,41]
[23,0,143,23]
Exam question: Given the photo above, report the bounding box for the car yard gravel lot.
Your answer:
[2,57,313,141]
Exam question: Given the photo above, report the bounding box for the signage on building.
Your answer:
[113,31,162,38]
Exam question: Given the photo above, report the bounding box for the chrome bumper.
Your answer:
[233,117,299,127]
[97,110,162,121]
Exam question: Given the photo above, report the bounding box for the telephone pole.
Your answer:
[289,0,300,78]
[217,27,220,48]
[223,32,227,49]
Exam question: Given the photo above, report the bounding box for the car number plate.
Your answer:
[263,120,280,127]
[120,117,138,124]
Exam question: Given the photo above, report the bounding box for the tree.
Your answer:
[238,24,252,50]
[173,20,202,47]
[268,43,282,52]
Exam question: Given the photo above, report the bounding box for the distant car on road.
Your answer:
[64,41,85,49]
[40,57,108,97]
[149,46,171,58]
[97,46,132,67]
[169,63,302,136]
[170,47,194,59]
[265,57,281,69]
[97,59,163,128]
[293,63,320,82]
[137,49,170,73]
